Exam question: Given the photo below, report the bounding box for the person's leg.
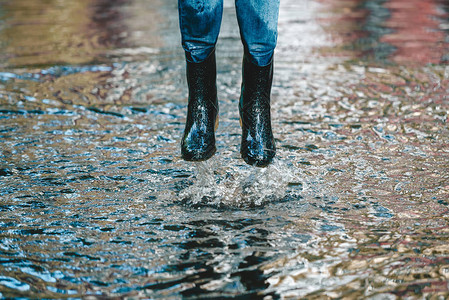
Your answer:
[235,0,279,167]
[235,0,280,66]
[178,0,223,63]
[178,0,223,161]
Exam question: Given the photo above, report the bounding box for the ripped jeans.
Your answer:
[178,0,280,66]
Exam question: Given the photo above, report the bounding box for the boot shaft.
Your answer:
[181,50,218,162]
[240,54,273,109]
[186,50,217,105]
[239,54,276,167]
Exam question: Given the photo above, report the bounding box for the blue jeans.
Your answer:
[178,0,280,66]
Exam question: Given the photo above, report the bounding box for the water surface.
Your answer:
[0,0,448,298]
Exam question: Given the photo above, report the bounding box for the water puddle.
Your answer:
[0,0,448,298]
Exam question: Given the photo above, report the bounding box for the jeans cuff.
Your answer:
[245,50,274,67]
[184,47,216,63]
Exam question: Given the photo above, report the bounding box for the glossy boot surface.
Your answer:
[239,55,276,167]
[181,50,218,161]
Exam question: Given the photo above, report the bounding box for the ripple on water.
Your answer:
[1,0,449,298]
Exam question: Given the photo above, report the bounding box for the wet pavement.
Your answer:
[0,0,448,298]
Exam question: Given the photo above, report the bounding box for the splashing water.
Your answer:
[179,158,302,207]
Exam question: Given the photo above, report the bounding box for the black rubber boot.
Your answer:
[239,54,276,167]
[181,50,219,161]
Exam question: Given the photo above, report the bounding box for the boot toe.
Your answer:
[181,131,216,161]
[241,150,274,167]
[181,142,216,161]
[240,139,275,167]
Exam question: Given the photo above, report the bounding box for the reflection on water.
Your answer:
[320,0,449,64]
[381,0,449,64]
[0,0,449,298]
[0,0,132,67]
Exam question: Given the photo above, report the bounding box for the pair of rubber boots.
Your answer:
[181,50,275,167]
